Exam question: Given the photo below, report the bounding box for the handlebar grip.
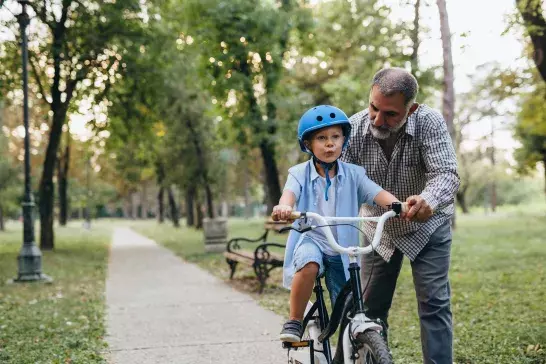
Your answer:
[289,211,302,219]
[391,202,409,215]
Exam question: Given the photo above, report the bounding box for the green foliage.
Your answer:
[288,0,440,116]
[464,168,543,208]
[102,1,224,205]
[515,77,546,175]
[474,61,546,189]
[182,0,310,147]
[0,222,111,363]
[0,105,20,220]
[0,0,147,112]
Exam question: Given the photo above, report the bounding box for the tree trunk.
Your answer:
[456,189,469,214]
[57,134,70,226]
[185,185,195,227]
[167,186,180,227]
[259,140,282,215]
[437,0,456,142]
[0,205,4,231]
[184,115,215,218]
[195,200,203,230]
[543,156,546,196]
[157,186,165,223]
[37,2,81,249]
[122,197,130,218]
[241,57,282,216]
[516,0,546,82]
[411,0,421,72]
[39,109,65,250]
[156,161,166,223]
[489,120,497,212]
[516,0,546,196]
[131,192,138,219]
[126,195,133,219]
[437,0,457,227]
[141,183,148,219]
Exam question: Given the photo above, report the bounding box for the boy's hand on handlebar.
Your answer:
[272,204,294,222]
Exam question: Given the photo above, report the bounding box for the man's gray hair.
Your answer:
[371,67,419,106]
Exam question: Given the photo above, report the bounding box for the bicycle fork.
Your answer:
[342,261,383,363]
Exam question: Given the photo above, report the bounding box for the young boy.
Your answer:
[272,105,405,342]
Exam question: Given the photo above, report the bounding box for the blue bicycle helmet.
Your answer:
[297,105,351,153]
[297,105,352,201]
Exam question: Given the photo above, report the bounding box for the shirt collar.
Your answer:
[308,159,344,181]
[404,106,419,137]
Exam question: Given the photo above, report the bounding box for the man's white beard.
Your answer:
[369,117,407,140]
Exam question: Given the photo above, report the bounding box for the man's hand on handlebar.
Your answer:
[405,195,433,222]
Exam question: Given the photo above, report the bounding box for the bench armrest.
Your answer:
[254,242,285,262]
[226,230,268,252]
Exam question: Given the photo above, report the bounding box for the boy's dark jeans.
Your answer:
[361,221,453,364]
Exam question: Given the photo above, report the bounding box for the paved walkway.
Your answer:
[106,228,287,364]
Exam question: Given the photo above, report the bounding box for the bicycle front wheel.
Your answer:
[353,331,393,364]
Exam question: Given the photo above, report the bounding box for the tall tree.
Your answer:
[514,78,546,194]
[515,0,546,194]
[57,128,70,226]
[183,0,309,213]
[411,0,421,72]
[517,0,546,82]
[0,0,146,249]
[437,0,456,141]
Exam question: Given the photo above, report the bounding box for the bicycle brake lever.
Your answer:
[390,202,402,216]
[279,226,313,234]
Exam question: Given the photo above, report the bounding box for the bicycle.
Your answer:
[280,202,406,364]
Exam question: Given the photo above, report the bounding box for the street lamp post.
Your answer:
[15,0,51,283]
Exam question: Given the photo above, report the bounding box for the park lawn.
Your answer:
[133,205,546,364]
[0,221,111,364]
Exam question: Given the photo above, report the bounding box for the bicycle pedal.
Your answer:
[282,340,312,349]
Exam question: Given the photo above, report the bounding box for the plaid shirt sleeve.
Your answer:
[419,112,460,212]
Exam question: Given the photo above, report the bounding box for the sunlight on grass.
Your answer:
[0,221,112,364]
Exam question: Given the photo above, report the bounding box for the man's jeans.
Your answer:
[361,221,453,364]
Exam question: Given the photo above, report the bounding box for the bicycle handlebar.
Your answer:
[284,202,407,257]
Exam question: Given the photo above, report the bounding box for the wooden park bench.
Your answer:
[223,218,291,293]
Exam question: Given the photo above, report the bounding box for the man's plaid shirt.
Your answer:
[340,105,460,262]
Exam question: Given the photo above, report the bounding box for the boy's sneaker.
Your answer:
[279,320,303,342]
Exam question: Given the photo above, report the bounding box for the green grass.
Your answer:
[389,208,546,364]
[0,221,112,364]
[133,205,546,364]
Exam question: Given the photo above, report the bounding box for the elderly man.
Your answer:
[341,67,459,364]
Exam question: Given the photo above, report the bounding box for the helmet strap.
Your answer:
[312,156,337,201]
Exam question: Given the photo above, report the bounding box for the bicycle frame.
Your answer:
[284,205,403,364]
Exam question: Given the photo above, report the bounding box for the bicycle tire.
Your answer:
[352,330,393,364]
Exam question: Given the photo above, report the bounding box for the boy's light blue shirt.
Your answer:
[282,159,384,289]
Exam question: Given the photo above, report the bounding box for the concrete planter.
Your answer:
[203,217,228,253]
